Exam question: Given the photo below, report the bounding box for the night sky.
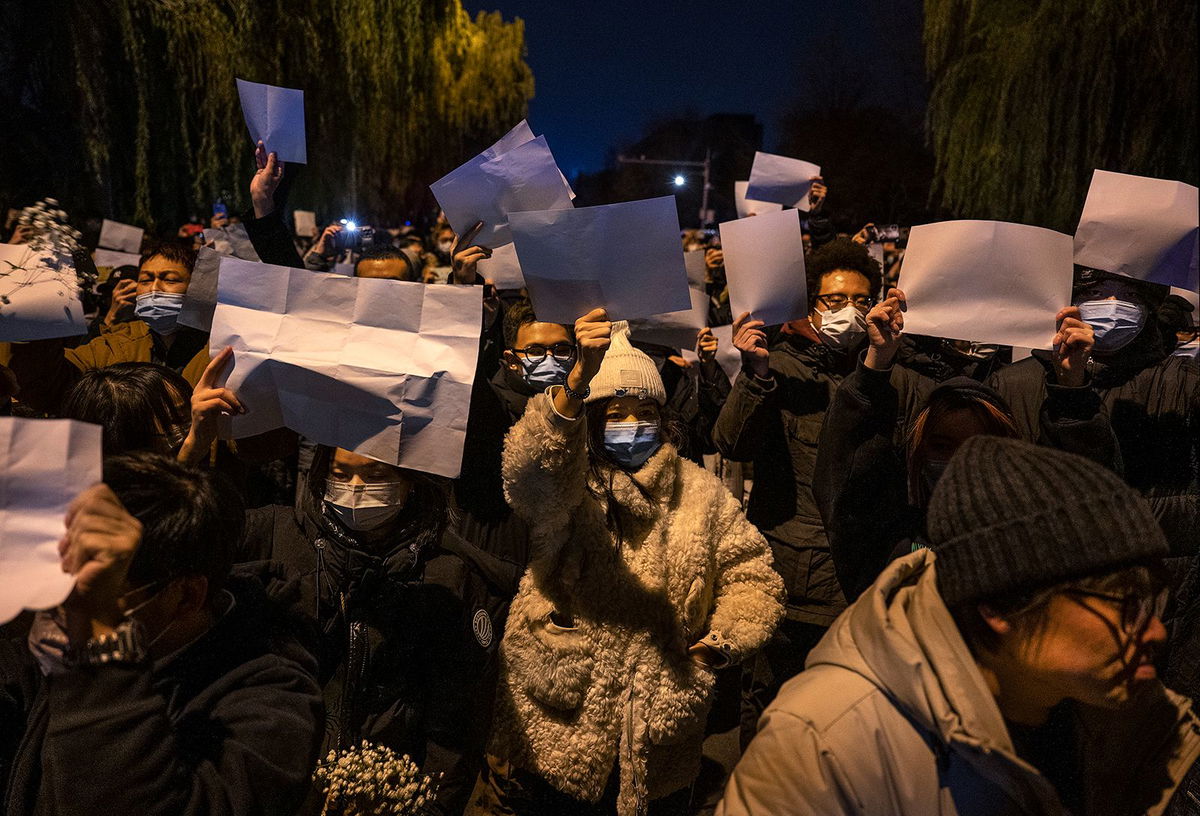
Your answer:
[464,0,926,180]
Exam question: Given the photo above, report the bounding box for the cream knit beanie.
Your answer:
[584,320,667,405]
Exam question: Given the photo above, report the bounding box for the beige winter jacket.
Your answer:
[491,392,784,815]
[719,548,1200,815]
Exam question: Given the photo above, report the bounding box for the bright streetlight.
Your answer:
[673,175,686,186]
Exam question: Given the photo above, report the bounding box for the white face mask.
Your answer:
[323,480,408,532]
[814,304,868,349]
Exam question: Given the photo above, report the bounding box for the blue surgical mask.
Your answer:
[1078,299,1145,352]
[519,356,570,391]
[603,420,661,470]
[134,291,185,335]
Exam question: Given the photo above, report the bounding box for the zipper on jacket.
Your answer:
[314,538,327,623]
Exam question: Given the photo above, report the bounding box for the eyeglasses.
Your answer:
[815,294,875,311]
[514,343,576,362]
[1062,588,1169,633]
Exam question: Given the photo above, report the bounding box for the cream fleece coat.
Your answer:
[490,392,784,815]
[719,549,1200,815]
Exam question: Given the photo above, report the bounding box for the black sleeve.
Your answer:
[813,358,912,600]
[1039,379,1124,474]
[242,212,305,269]
[692,359,733,456]
[38,658,321,816]
[712,368,779,462]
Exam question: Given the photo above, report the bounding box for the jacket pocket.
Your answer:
[515,612,595,711]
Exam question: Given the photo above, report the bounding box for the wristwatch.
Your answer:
[71,621,146,667]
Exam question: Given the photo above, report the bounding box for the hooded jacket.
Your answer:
[490,392,784,815]
[718,549,1200,816]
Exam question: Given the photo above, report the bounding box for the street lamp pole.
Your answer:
[616,152,713,227]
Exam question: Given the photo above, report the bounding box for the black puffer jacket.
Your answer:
[3,577,323,816]
[712,333,864,625]
[991,350,1199,558]
[236,476,514,816]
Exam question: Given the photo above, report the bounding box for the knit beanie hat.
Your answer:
[585,320,667,405]
[928,435,1167,607]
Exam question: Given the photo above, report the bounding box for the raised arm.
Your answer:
[713,312,778,461]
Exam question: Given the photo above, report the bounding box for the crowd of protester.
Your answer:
[0,136,1198,816]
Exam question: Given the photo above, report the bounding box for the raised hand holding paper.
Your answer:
[209,258,481,477]
[745,152,822,211]
[734,181,783,218]
[236,78,307,164]
[719,208,808,327]
[431,133,573,247]
[1074,170,1199,291]
[0,245,87,341]
[899,220,1073,350]
[510,195,691,324]
[0,418,102,625]
[98,218,144,253]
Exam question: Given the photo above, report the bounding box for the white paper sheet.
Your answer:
[431,135,574,247]
[720,208,808,327]
[293,210,318,238]
[711,324,742,385]
[510,196,691,324]
[0,418,102,625]
[478,242,525,289]
[899,220,1074,350]
[744,152,822,212]
[92,249,142,269]
[628,287,709,350]
[1074,170,1199,291]
[98,219,144,253]
[236,78,307,164]
[0,245,87,341]
[734,181,784,218]
[209,258,482,477]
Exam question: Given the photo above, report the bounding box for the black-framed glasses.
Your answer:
[815,293,875,311]
[514,343,576,362]
[1062,588,1168,632]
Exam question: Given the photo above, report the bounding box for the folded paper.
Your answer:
[899,220,1073,350]
[628,250,709,349]
[0,245,87,341]
[478,242,525,290]
[1074,170,1199,291]
[744,152,821,211]
[236,78,307,164]
[720,208,808,327]
[511,196,691,324]
[98,219,144,253]
[432,133,573,247]
[209,258,481,477]
[0,418,102,625]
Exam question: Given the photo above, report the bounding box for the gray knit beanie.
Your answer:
[928,435,1167,607]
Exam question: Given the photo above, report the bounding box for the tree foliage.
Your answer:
[0,0,533,231]
[924,0,1198,231]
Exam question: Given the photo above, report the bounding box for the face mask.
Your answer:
[437,240,454,254]
[134,291,185,335]
[603,421,661,470]
[519,355,570,391]
[1174,338,1200,359]
[1078,300,1145,352]
[324,480,408,532]
[814,304,868,349]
